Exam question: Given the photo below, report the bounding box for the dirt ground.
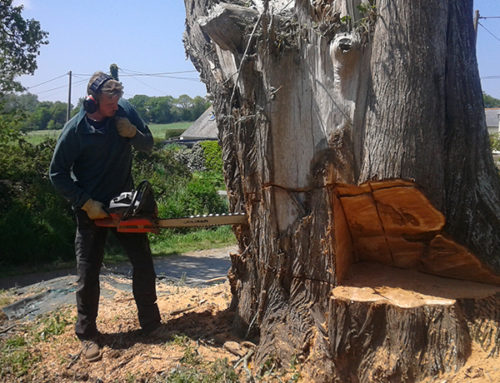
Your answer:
[0,248,499,382]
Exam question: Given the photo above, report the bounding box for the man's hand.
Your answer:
[115,117,137,138]
[82,199,109,220]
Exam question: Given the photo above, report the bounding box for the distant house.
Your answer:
[180,107,218,141]
[485,108,500,135]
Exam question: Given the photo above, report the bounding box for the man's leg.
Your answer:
[74,210,107,340]
[115,231,161,332]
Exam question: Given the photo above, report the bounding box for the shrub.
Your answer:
[0,137,75,269]
[158,171,227,219]
[164,128,185,140]
[173,143,206,173]
[200,140,225,189]
[199,141,223,173]
[490,132,500,152]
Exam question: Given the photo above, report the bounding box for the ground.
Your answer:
[0,247,499,382]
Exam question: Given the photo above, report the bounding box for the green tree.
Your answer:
[2,92,38,113]
[191,96,210,120]
[483,92,500,108]
[174,94,194,121]
[0,0,48,95]
[128,94,150,121]
[27,101,51,131]
[49,101,68,129]
[147,95,175,123]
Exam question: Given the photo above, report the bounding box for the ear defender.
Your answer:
[83,74,113,113]
[83,94,98,113]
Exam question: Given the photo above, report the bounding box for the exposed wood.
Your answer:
[199,4,259,53]
[334,180,500,285]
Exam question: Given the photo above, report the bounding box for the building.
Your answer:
[180,106,218,141]
[485,108,500,135]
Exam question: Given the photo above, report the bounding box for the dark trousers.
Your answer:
[74,210,161,339]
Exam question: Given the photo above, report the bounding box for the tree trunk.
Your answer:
[183,0,500,381]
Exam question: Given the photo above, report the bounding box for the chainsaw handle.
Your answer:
[94,213,121,227]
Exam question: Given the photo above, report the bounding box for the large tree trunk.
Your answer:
[183,0,500,381]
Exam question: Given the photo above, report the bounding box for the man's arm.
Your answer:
[49,127,90,208]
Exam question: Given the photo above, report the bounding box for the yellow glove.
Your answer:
[82,199,109,220]
[115,117,137,138]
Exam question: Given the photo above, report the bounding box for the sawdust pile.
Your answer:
[1,276,499,382]
[0,280,259,382]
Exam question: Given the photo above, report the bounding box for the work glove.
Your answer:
[115,117,137,138]
[82,199,109,220]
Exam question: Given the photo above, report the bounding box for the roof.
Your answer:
[485,108,500,128]
[180,106,218,140]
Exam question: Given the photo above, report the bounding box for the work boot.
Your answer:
[81,339,101,362]
[144,323,169,339]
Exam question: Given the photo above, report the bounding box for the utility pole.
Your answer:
[474,10,480,45]
[66,70,72,122]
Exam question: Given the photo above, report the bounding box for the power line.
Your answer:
[25,73,67,89]
[126,75,167,94]
[22,68,203,100]
[478,21,500,43]
[26,69,200,90]
[119,67,197,76]
[35,79,87,96]
[120,72,198,77]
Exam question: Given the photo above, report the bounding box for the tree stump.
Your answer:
[304,262,500,382]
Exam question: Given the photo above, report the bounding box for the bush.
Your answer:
[164,128,185,140]
[490,132,500,152]
[0,137,75,269]
[158,172,227,219]
[200,140,225,189]
[173,143,206,173]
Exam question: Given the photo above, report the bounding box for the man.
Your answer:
[49,71,162,362]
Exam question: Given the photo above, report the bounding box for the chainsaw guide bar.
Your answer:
[93,181,247,233]
[95,213,247,233]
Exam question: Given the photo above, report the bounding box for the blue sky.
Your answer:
[475,0,500,99]
[14,0,500,102]
[15,0,207,102]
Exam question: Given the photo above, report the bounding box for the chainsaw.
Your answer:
[95,180,247,233]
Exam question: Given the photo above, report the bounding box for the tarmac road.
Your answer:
[0,246,235,290]
[0,246,236,321]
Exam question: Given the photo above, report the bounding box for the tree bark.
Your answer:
[183,0,500,380]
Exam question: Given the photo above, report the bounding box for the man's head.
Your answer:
[85,71,124,119]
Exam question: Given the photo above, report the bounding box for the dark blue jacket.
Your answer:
[49,99,153,208]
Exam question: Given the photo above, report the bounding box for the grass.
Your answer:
[23,121,193,145]
[103,226,237,264]
[150,226,236,255]
[0,290,14,307]
[23,129,61,145]
[0,309,73,379]
[164,334,239,383]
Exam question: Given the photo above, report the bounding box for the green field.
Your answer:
[24,121,193,145]
[24,129,61,145]
[149,121,191,137]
